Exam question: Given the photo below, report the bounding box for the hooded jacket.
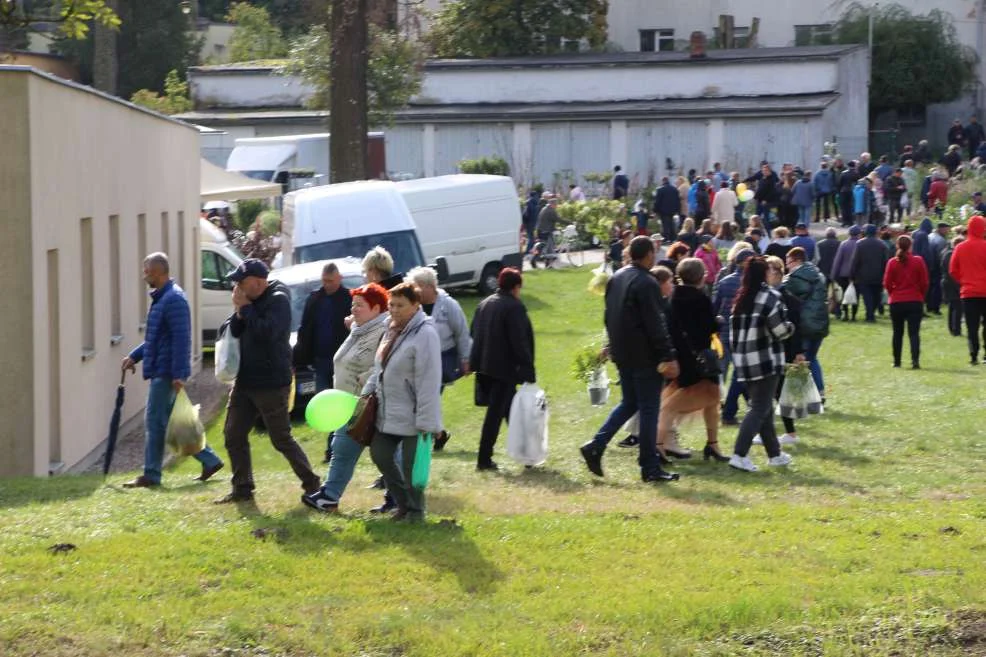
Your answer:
[911,218,934,266]
[783,262,829,339]
[950,216,986,298]
[851,236,890,286]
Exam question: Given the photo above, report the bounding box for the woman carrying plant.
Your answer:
[656,258,729,462]
[303,283,390,514]
[883,235,929,369]
[363,283,443,521]
[728,256,796,472]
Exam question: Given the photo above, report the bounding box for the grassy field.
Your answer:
[3,266,986,656]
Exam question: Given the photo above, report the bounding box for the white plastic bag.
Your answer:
[506,383,549,466]
[777,364,824,419]
[214,322,240,384]
[165,389,206,456]
[842,282,858,306]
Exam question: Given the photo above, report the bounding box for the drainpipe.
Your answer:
[978,0,985,117]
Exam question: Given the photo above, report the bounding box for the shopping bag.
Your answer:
[506,383,549,466]
[842,282,858,306]
[710,333,724,359]
[165,389,206,456]
[214,321,240,384]
[411,432,433,489]
[777,363,824,419]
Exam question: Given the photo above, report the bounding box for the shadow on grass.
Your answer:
[795,442,875,466]
[490,466,585,493]
[658,484,739,506]
[821,410,883,426]
[0,475,103,509]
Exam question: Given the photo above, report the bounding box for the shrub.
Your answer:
[459,156,510,176]
[556,198,627,244]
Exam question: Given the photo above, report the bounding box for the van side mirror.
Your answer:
[433,256,450,283]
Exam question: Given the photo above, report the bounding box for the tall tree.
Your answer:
[226,2,287,62]
[92,0,119,93]
[329,0,368,182]
[832,2,977,120]
[428,0,608,58]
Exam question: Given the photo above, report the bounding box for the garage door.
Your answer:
[531,122,610,188]
[433,124,513,175]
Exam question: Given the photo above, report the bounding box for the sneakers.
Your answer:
[752,434,763,445]
[617,434,639,448]
[728,454,758,472]
[779,433,798,445]
[301,489,339,513]
[768,452,794,467]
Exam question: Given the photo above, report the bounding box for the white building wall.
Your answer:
[385,124,426,179]
[433,123,513,174]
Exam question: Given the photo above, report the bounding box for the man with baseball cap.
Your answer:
[216,258,321,504]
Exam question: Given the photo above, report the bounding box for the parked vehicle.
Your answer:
[268,257,366,405]
[200,218,244,346]
[225,133,387,190]
[395,174,523,294]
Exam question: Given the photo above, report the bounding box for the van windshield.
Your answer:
[295,230,425,277]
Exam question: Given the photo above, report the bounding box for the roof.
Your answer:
[178,93,839,126]
[200,159,282,202]
[424,45,865,69]
[0,65,198,132]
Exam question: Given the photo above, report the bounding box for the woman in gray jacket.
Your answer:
[406,266,471,450]
[364,283,443,521]
[303,283,390,513]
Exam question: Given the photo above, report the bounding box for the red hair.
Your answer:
[351,282,389,312]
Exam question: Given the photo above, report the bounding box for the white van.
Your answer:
[199,219,244,345]
[280,180,427,275]
[395,174,523,294]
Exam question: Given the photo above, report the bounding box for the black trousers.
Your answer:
[478,378,516,465]
[660,214,676,241]
[814,193,833,220]
[948,299,964,336]
[839,191,854,226]
[890,301,923,366]
[963,298,986,359]
[888,197,904,223]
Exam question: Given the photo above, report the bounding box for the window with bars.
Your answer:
[640,28,674,52]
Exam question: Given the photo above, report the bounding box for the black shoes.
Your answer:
[367,476,386,490]
[617,434,639,448]
[476,461,499,472]
[703,444,730,463]
[642,468,680,483]
[580,442,604,477]
[434,431,451,451]
[122,476,159,488]
[370,498,398,514]
[195,462,224,482]
[214,491,254,505]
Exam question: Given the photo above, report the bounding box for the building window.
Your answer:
[137,213,147,324]
[109,215,122,342]
[80,217,95,357]
[177,210,185,287]
[640,28,674,52]
[795,23,834,46]
[161,211,170,255]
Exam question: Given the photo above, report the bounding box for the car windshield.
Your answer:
[284,275,366,332]
[294,230,424,278]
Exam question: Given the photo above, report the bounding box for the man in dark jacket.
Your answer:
[783,248,830,399]
[965,116,985,160]
[948,119,966,148]
[218,259,321,504]
[838,161,860,227]
[850,224,890,322]
[653,176,680,241]
[580,236,680,483]
[745,162,780,223]
[713,248,755,425]
[927,222,950,314]
[523,189,541,254]
[613,165,630,200]
[884,169,907,223]
[470,268,536,471]
[293,261,351,461]
[122,252,224,488]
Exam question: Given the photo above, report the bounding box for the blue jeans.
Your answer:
[314,357,333,392]
[721,369,747,421]
[144,377,221,484]
[797,205,812,223]
[321,424,365,502]
[860,283,883,321]
[589,366,662,475]
[524,224,536,253]
[802,337,825,394]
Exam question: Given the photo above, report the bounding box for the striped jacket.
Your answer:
[729,284,794,382]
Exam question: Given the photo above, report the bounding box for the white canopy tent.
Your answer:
[200,158,281,202]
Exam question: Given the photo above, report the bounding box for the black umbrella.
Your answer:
[102,370,127,476]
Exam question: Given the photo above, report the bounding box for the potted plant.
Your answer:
[572,343,610,406]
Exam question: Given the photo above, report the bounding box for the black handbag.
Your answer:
[441,348,462,384]
[679,326,721,379]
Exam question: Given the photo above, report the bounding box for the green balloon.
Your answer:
[305,389,359,433]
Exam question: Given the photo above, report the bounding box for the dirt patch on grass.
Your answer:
[953,609,986,655]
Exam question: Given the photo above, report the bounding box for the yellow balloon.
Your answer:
[736,183,748,195]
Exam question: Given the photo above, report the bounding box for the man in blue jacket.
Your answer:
[813,162,835,221]
[122,253,223,488]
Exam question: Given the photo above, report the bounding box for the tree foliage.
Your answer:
[130,69,192,114]
[428,0,608,58]
[284,23,423,125]
[0,0,120,45]
[832,2,978,114]
[459,156,510,176]
[226,2,288,62]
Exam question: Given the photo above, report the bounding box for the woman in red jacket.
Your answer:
[883,235,929,369]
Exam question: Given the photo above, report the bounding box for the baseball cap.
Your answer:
[735,249,755,264]
[864,224,877,236]
[849,225,862,236]
[228,258,270,282]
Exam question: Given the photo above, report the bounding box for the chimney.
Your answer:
[690,31,707,58]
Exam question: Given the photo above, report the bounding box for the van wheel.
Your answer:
[478,263,500,296]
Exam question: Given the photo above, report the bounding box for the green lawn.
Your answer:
[3,267,986,656]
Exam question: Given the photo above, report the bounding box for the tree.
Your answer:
[428,0,608,58]
[0,0,120,48]
[226,2,287,62]
[285,23,423,125]
[92,0,119,93]
[130,69,192,114]
[329,0,368,183]
[832,3,978,118]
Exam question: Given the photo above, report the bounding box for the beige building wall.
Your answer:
[0,67,201,478]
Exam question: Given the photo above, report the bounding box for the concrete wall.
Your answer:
[192,69,315,110]
[0,67,201,478]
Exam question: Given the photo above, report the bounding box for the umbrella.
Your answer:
[202,200,230,211]
[102,370,127,476]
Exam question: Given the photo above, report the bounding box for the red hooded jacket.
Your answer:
[883,253,928,304]
[950,215,986,299]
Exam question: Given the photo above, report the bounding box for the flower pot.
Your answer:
[588,386,610,406]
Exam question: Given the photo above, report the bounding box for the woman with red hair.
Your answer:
[303,283,390,513]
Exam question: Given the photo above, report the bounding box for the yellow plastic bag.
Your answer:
[288,374,296,413]
[710,333,724,359]
[165,389,206,457]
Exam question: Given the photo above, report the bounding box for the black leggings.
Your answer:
[890,302,923,366]
[963,298,986,360]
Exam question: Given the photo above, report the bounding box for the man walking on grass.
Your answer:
[122,253,224,488]
[216,259,321,504]
[580,236,681,483]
